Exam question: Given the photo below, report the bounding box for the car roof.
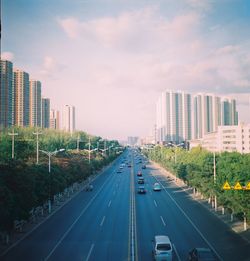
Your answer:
[155,235,171,244]
[195,248,212,252]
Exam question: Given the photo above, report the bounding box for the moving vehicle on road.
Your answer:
[188,248,216,261]
[153,183,161,191]
[142,164,146,169]
[152,235,172,261]
[137,171,142,176]
[138,177,144,184]
[137,185,146,194]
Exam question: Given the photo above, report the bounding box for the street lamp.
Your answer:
[84,136,98,164]
[39,148,65,213]
[168,142,184,164]
[98,139,108,156]
[213,151,217,211]
[8,128,18,159]
[33,128,42,164]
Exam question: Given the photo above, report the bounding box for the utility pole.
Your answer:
[33,129,42,164]
[8,128,18,159]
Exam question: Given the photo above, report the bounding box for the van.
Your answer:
[152,235,172,261]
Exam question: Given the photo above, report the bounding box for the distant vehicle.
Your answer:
[138,177,144,184]
[119,165,123,169]
[142,165,146,169]
[117,169,122,173]
[153,183,161,191]
[152,235,172,261]
[137,171,142,176]
[188,248,216,261]
[128,164,132,168]
[137,186,146,194]
[85,184,93,191]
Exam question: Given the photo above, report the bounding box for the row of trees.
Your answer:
[143,146,250,221]
[0,127,122,233]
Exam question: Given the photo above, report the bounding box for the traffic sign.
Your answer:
[234,182,243,190]
[245,182,250,190]
[222,181,231,190]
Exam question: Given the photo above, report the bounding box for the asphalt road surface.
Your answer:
[1,148,250,261]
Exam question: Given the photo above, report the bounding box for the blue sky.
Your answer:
[2,0,250,140]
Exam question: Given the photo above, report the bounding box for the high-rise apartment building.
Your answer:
[0,60,13,128]
[30,80,42,127]
[63,105,75,133]
[156,91,192,143]
[13,68,30,127]
[50,109,60,130]
[42,98,50,128]
[193,94,238,139]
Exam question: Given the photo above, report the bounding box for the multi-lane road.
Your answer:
[1,149,250,261]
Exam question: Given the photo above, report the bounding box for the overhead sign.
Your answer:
[234,182,243,190]
[222,181,231,190]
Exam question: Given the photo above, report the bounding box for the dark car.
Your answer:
[138,177,144,184]
[142,165,146,169]
[137,186,146,194]
[188,248,216,261]
[137,171,142,176]
[85,184,93,191]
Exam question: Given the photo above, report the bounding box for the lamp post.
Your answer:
[98,139,108,157]
[84,137,98,164]
[8,128,18,159]
[213,151,217,211]
[168,142,184,164]
[39,148,65,213]
[33,128,42,164]
[76,134,83,152]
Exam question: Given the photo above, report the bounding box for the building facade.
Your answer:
[13,68,30,127]
[156,91,192,143]
[0,60,13,129]
[63,105,75,133]
[42,98,50,128]
[50,109,60,130]
[30,80,42,127]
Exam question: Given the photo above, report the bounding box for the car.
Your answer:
[137,186,146,194]
[117,169,122,173]
[188,248,216,261]
[138,177,144,184]
[137,171,142,176]
[127,164,132,168]
[152,235,172,261]
[153,183,161,191]
[142,165,146,169]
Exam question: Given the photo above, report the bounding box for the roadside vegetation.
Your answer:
[0,127,122,234]
[143,146,250,222]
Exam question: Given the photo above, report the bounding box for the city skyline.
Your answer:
[2,0,250,140]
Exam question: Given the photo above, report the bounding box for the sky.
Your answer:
[2,0,250,140]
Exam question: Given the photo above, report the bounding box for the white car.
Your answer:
[152,235,172,261]
[153,183,161,191]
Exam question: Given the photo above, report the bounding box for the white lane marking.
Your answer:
[154,200,158,207]
[160,216,166,226]
[173,243,181,261]
[153,176,223,261]
[100,216,106,227]
[108,200,112,207]
[44,172,114,261]
[86,243,95,261]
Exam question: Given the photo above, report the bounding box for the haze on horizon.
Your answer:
[2,0,250,140]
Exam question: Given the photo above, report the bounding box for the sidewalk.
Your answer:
[151,161,250,244]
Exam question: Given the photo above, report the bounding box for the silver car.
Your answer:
[153,183,161,191]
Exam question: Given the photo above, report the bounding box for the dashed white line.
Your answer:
[108,200,112,207]
[86,243,95,261]
[160,216,166,226]
[154,200,158,207]
[173,243,181,261]
[100,216,106,227]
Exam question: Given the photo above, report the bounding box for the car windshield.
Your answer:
[157,243,171,251]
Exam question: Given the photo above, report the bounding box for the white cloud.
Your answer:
[40,56,65,78]
[1,52,14,61]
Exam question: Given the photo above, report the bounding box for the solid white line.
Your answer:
[153,176,223,261]
[86,243,95,261]
[154,200,158,207]
[173,243,181,261]
[43,173,113,261]
[100,216,106,227]
[108,200,112,207]
[160,216,166,226]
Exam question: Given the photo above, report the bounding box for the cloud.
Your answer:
[186,0,213,12]
[40,56,66,78]
[1,52,14,61]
